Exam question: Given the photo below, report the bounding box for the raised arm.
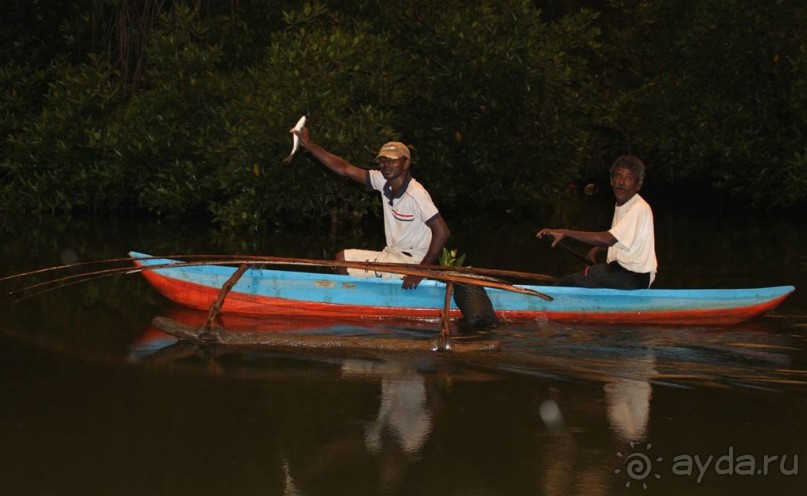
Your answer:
[294,127,367,185]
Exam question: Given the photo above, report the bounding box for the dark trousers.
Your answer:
[555,261,651,290]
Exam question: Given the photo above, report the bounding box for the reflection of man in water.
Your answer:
[341,359,435,492]
[605,380,652,441]
[364,376,432,454]
[604,351,656,442]
[341,360,433,454]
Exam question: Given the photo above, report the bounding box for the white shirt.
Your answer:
[607,194,657,277]
[367,170,440,261]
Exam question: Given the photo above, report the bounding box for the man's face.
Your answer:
[377,156,409,181]
[610,165,642,206]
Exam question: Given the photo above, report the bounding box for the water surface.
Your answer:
[1,209,805,495]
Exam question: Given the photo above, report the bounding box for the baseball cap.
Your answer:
[375,141,411,160]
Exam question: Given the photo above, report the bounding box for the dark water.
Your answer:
[1,205,805,496]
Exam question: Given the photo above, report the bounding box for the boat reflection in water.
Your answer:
[126,309,802,495]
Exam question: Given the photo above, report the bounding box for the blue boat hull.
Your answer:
[130,252,794,325]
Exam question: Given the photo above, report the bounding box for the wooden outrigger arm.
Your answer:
[201,263,250,339]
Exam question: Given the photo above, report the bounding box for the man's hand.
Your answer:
[586,246,604,264]
[402,274,423,289]
[536,228,566,247]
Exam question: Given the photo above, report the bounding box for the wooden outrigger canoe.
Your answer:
[130,252,794,325]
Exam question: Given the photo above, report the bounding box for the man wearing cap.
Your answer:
[294,127,450,289]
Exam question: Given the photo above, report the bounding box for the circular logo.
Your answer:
[615,442,663,489]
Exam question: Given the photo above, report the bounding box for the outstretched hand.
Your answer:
[536,228,566,248]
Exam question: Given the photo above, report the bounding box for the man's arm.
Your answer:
[420,216,451,266]
[401,215,451,290]
[295,127,366,185]
[536,228,617,248]
[586,245,606,264]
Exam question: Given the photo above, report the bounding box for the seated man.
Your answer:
[295,126,450,289]
[536,155,657,289]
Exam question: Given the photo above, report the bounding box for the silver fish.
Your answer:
[283,115,307,164]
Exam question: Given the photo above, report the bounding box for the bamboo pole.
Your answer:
[2,254,557,285]
[7,255,554,302]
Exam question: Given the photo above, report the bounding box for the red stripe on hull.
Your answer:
[139,266,459,319]
[139,268,789,325]
[497,294,789,325]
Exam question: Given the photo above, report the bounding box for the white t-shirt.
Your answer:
[607,194,657,276]
[367,170,440,261]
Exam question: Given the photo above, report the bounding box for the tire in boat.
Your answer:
[452,283,499,328]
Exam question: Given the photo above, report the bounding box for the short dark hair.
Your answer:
[610,155,645,183]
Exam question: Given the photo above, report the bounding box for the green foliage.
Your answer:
[112,5,235,217]
[0,0,88,67]
[1,56,125,212]
[0,63,51,144]
[439,248,466,268]
[2,0,805,223]
[208,2,408,228]
[601,0,807,208]
[364,1,602,215]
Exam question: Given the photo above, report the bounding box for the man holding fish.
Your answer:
[291,124,450,290]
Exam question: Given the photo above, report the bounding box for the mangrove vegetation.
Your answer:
[2,0,805,229]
